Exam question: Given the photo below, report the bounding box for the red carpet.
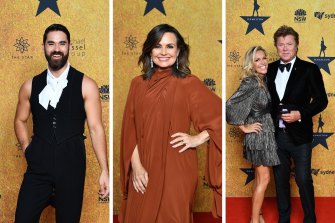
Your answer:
[113,213,221,223]
[226,197,335,223]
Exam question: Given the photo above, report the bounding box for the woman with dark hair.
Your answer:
[119,24,222,223]
[226,46,280,223]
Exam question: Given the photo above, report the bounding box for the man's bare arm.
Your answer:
[14,79,32,151]
[83,76,109,197]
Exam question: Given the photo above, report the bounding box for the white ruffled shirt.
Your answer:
[38,64,70,110]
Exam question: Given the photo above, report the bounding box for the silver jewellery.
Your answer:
[176,57,179,69]
[150,57,153,68]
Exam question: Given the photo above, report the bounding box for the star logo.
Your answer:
[240,166,255,185]
[308,37,335,75]
[228,50,241,63]
[36,0,61,16]
[14,37,30,53]
[144,0,166,16]
[308,57,335,75]
[311,114,334,149]
[240,1,270,35]
[312,133,333,149]
[124,35,139,50]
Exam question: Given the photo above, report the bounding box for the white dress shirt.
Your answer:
[275,57,296,128]
[39,63,70,110]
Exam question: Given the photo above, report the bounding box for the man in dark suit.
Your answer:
[267,25,328,223]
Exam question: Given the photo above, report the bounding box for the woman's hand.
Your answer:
[131,145,148,194]
[170,131,210,153]
[131,162,148,194]
[239,123,262,133]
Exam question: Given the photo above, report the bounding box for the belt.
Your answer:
[278,128,288,133]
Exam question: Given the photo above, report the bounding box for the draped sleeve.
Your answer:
[226,77,258,125]
[186,75,222,218]
[120,77,139,201]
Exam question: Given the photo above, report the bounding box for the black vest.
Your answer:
[30,66,86,144]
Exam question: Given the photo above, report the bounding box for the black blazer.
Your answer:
[267,57,328,145]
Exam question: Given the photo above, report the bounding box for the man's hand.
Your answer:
[281,110,301,123]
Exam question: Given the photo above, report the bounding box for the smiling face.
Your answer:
[43,31,70,72]
[275,34,298,63]
[253,50,268,77]
[151,32,180,71]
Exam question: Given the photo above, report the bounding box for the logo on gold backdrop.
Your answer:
[311,114,334,150]
[314,11,335,20]
[12,37,33,60]
[227,50,242,68]
[144,0,166,16]
[314,12,325,20]
[71,38,86,57]
[308,37,335,75]
[203,78,216,92]
[99,84,109,102]
[240,0,270,35]
[36,0,61,16]
[294,9,307,23]
[240,166,255,185]
[98,194,109,203]
[123,35,141,56]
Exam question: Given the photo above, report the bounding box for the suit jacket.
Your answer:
[267,57,328,145]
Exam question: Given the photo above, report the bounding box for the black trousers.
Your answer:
[15,135,86,223]
[273,132,316,223]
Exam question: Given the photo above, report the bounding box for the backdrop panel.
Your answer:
[0,1,109,222]
[113,0,222,215]
[226,0,335,198]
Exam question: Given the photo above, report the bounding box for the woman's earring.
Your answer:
[176,57,179,69]
[150,57,153,68]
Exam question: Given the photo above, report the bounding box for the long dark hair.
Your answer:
[138,24,191,79]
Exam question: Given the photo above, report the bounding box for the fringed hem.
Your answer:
[243,147,280,166]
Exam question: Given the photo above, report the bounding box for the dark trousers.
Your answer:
[15,135,86,223]
[273,132,316,223]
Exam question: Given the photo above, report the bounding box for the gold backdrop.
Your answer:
[0,0,109,222]
[113,0,222,215]
[227,0,335,197]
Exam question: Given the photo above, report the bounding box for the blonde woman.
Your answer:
[226,46,280,223]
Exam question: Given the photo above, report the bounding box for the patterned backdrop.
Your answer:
[113,0,222,216]
[0,0,109,222]
[226,0,335,198]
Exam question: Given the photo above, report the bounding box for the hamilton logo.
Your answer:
[144,0,166,16]
[294,9,306,23]
[240,166,255,185]
[36,0,61,16]
[14,37,30,53]
[240,0,270,35]
[311,114,333,150]
[203,78,216,92]
[308,37,335,75]
[124,35,139,50]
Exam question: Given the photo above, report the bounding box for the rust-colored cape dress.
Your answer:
[119,70,222,223]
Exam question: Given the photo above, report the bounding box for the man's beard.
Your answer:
[45,51,69,71]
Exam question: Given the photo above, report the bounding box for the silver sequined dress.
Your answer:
[226,76,280,166]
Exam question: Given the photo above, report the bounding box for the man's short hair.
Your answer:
[43,24,70,44]
[273,25,299,46]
